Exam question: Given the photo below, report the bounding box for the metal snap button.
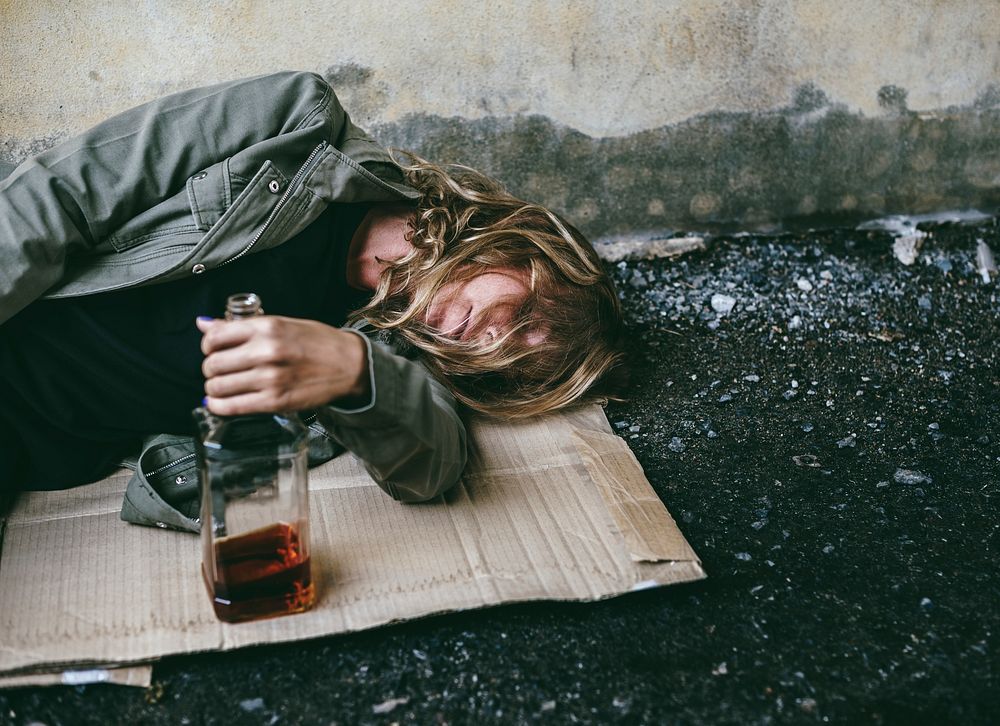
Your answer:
[267,179,281,194]
[193,172,207,180]
[192,263,206,274]
[175,475,187,485]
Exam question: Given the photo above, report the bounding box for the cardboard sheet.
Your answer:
[0,405,703,684]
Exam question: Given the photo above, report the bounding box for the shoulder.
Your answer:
[219,70,336,115]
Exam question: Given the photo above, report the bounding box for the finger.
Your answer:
[202,339,283,378]
[199,318,265,355]
[204,368,280,398]
[205,390,289,417]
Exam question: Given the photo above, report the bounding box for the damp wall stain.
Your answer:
[372,90,1000,238]
[3,86,997,238]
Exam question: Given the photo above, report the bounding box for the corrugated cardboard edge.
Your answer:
[0,664,153,689]
[574,428,704,575]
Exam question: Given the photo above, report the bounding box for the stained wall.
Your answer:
[2,0,998,235]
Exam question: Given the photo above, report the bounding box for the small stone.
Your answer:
[920,597,933,611]
[712,662,728,676]
[793,454,821,468]
[735,552,752,561]
[796,278,813,292]
[783,389,797,400]
[711,293,737,315]
[876,480,889,488]
[788,314,802,330]
[743,374,760,383]
[751,520,767,530]
[372,696,410,715]
[801,422,814,432]
[837,434,857,448]
[707,430,719,439]
[928,422,939,430]
[540,701,556,712]
[668,437,686,453]
[681,510,695,523]
[240,698,265,713]
[799,697,818,714]
[917,294,932,310]
[893,232,925,265]
[628,424,641,433]
[822,544,835,554]
[613,420,628,430]
[894,469,932,486]
[790,380,799,388]
[718,393,733,403]
[820,270,833,280]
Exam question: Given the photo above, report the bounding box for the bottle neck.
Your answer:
[225,292,263,320]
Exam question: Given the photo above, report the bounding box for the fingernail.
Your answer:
[202,397,208,406]
[197,316,213,322]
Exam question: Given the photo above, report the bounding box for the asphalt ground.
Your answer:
[2,220,998,724]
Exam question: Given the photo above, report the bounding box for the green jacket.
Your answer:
[0,71,467,529]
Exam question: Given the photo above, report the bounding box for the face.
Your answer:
[424,268,544,345]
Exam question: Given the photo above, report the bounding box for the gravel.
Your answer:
[2,220,998,724]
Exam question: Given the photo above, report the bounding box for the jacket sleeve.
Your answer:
[0,71,341,325]
[315,331,468,503]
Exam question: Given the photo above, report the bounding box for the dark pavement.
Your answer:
[2,220,998,724]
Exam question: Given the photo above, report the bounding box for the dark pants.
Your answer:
[0,410,26,496]
[0,377,131,493]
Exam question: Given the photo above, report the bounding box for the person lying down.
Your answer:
[0,71,625,527]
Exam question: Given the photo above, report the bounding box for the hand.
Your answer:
[196,316,369,415]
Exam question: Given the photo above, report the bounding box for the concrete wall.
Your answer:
[2,0,998,237]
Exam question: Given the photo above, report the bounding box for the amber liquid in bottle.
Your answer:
[204,521,315,623]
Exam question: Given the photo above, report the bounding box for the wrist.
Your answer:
[331,328,373,408]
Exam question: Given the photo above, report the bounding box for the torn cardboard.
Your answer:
[0,405,703,684]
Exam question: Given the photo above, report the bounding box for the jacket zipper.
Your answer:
[218,140,327,267]
[143,452,196,479]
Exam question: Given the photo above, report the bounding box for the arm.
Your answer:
[316,333,468,502]
[0,71,341,325]
[199,317,467,502]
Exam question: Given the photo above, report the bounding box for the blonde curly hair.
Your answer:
[351,154,626,418]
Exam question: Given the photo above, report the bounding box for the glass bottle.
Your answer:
[193,293,316,623]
